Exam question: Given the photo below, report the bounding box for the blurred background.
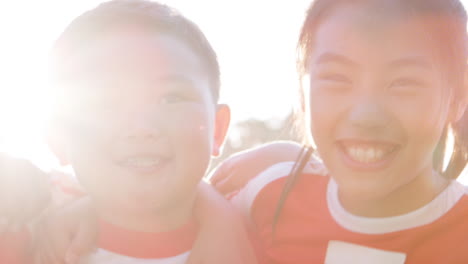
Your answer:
[0,0,465,181]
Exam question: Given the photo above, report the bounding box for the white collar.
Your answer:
[327,179,466,234]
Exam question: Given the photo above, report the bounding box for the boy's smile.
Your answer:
[115,145,173,175]
[117,154,170,175]
[58,28,229,231]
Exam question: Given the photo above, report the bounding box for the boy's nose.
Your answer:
[126,110,163,141]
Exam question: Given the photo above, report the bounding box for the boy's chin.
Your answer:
[120,191,195,214]
[98,196,197,232]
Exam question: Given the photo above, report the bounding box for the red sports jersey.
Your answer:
[233,162,468,264]
[0,229,30,264]
[80,219,197,264]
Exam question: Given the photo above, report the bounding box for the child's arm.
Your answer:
[33,196,97,264]
[186,182,258,264]
[35,183,256,264]
[0,230,31,264]
[0,154,51,264]
[33,138,300,264]
[0,154,51,231]
[209,141,303,195]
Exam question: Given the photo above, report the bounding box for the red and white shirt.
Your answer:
[0,229,30,264]
[233,161,468,264]
[80,220,197,264]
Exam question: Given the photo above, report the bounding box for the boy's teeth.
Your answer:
[346,146,386,163]
[126,157,161,167]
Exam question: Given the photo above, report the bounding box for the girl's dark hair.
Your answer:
[447,114,468,178]
[272,146,312,236]
[273,0,468,233]
[435,111,468,178]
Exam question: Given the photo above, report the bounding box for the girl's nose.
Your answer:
[348,99,388,132]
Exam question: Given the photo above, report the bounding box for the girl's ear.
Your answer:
[451,103,466,127]
[451,66,468,123]
[211,104,231,157]
[299,74,310,113]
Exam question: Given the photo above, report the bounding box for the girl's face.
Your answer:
[306,4,457,212]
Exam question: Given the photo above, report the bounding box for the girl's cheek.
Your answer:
[391,95,448,129]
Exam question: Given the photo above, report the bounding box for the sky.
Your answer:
[0,0,311,166]
[0,0,465,181]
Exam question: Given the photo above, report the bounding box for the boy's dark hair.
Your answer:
[274,0,468,233]
[51,0,220,102]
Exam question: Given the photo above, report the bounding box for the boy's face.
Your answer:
[57,29,229,218]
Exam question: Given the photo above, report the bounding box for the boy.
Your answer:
[46,0,241,263]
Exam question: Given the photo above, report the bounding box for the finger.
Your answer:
[39,246,63,264]
[37,212,68,264]
[3,222,15,234]
[33,227,60,264]
[213,171,238,195]
[44,233,66,264]
[34,222,64,264]
[23,172,52,224]
[8,223,23,233]
[208,154,240,185]
[208,163,231,185]
[185,247,201,264]
[65,220,98,264]
[0,217,9,234]
[22,183,51,224]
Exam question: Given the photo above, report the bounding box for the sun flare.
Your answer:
[0,0,465,180]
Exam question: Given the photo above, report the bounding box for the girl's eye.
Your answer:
[160,94,185,104]
[313,73,352,93]
[389,78,424,95]
[391,78,422,87]
[318,73,351,83]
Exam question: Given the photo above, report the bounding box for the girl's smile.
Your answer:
[337,139,399,170]
[306,3,453,215]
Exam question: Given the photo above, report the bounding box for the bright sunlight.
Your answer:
[0,0,466,180]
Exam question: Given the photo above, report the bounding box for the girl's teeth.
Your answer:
[346,146,387,163]
[365,149,374,163]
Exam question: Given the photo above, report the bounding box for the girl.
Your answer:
[223,0,468,263]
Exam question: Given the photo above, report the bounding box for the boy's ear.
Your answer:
[212,104,231,157]
[46,121,70,166]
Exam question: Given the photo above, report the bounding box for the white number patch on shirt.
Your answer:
[325,241,406,264]
[80,249,190,264]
